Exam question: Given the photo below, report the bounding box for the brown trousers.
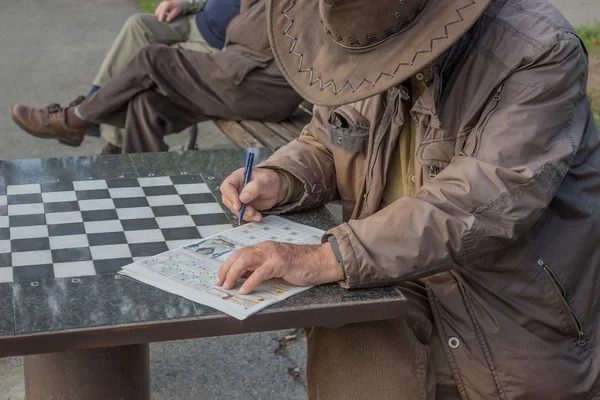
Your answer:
[306,281,460,400]
[77,44,301,153]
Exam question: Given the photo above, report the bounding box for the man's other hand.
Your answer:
[155,1,183,22]
[220,168,289,223]
[215,241,343,294]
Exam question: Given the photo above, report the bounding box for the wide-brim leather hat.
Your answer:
[267,0,491,106]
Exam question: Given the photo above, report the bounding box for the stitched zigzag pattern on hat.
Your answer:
[282,0,477,95]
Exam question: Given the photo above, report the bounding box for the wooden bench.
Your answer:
[183,102,313,150]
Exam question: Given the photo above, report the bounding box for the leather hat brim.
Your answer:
[268,0,491,106]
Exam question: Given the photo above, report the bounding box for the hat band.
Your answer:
[320,1,433,51]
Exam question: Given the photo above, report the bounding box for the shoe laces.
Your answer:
[44,103,68,124]
[45,103,61,112]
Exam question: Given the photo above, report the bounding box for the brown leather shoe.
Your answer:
[100,142,122,155]
[11,104,87,147]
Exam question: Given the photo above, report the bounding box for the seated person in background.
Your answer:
[11,0,302,154]
[43,0,240,155]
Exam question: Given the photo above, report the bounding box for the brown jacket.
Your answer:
[263,0,600,398]
[181,0,302,121]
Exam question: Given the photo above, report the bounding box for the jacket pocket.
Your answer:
[463,84,504,157]
[328,106,370,153]
[231,54,267,85]
[209,51,268,86]
[541,262,586,346]
[417,137,455,180]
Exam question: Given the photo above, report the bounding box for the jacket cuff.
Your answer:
[274,170,304,206]
[327,236,347,282]
[178,0,207,15]
[324,224,360,289]
[255,164,312,214]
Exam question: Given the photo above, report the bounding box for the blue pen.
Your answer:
[238,151,255,225]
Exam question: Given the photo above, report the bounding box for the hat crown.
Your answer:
[319,0,429,49]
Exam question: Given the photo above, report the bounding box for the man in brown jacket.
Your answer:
[217,0,600,398]
[10,0,301,154]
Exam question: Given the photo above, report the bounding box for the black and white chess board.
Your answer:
[0,176,232,283]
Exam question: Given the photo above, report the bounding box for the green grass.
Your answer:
[578,24,600,126]
[137,0,159,13]
[577,24,600,53]
[589,91,600,127]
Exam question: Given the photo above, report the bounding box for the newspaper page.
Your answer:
[120,216,324,320]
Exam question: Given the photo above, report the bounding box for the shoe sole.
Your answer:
[11,113,83,147]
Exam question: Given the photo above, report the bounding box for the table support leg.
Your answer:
[23,343,150,400]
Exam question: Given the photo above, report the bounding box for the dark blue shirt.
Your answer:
[195,0,241,50]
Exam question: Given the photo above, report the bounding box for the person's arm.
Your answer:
[216,106,343,293]
[258,105,339,212]
[155,0,206,22]
[178,0,207,15]
[328,36,589,289]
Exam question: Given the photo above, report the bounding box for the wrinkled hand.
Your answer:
[155,0,183,22]
[216,241,343,294]
[219,167,288,223]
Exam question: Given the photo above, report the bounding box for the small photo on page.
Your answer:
[184,237,240,260]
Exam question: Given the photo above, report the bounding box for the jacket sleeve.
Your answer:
[328,36,589,289]
[178,0,207,15]
[259,105,339,213]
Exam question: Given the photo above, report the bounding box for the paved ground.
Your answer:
[550,0,599,26]
[0,0,598,399]
[0,331,308,400]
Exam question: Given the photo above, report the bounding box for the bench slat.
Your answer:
[287,106,312,133]
[264,122,298,143]
[291,107,312,125]
[280,121,302,137]
[288,116,309,132]
[240,121,288,148]
[299,101,313,115]
[215,120,263,148]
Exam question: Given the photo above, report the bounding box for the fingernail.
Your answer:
[233,203,239,211]
[240,192,250,203]
[247,209,254,216]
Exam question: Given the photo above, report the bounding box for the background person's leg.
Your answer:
[77,44,238,153]
[121,90,208,153]
[93,13,193,87]
[100,125,125,150]
[95,13,195,148]
[96,14,218,151]
[173,14,219,54]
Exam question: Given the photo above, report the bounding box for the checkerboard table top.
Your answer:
[0,150,405,354]
[0,175,231,283]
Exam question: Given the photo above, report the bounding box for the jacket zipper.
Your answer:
[358,91,400,219]
[541,262,586,346]
[428,166,440,179]
[472,84,504,156]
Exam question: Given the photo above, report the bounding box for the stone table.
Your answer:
[0,149,406,400]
